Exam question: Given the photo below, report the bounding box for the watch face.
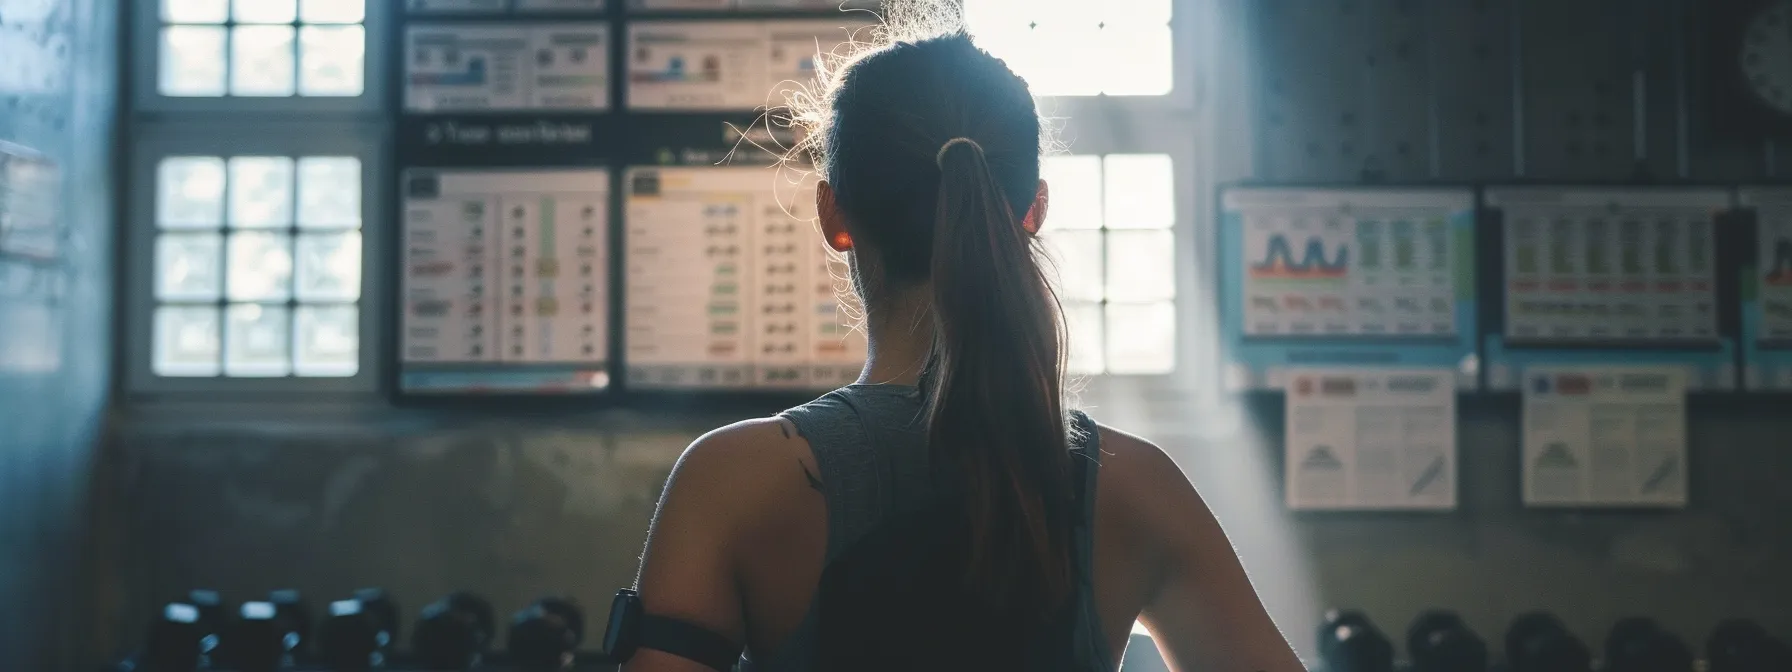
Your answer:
[1742,2,1792,115]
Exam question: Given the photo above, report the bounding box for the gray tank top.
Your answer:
[742,383,1113,672]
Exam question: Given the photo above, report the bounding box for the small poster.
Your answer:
[406,24,610,112]
[0,141,59,261]
[1283,369,1457,511]
[1522,366,1688,508]
[1759,214,1792,344]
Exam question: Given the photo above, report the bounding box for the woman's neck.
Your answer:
[855,287,934,387]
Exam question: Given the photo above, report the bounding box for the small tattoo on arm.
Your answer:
[800,460,824,492]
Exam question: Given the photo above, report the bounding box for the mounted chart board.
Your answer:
[624,166,865,390]
[1218,187,1479,391]
[1483,187,1736,391]
[399,169,611,394]
[626,20,868,111]
[1738,187,1792,390]
[405,24,612,112]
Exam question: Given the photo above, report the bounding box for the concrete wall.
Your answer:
[0,0,119,668]
[98,0,1792,667]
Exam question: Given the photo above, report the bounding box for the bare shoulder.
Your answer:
[1089,422,1189,495]
[659,416,820,525]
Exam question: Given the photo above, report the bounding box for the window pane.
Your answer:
[154,306,222,377]
[1106,302,1175,374]
[1104,154,1174,229]
[229,157,295,228]
[300,0,365,23]
[1041,155,1102,230]
[230,26,297,96]
[1040,230,1104,303]
[156,233,224,301]
[1063,301,1105,375]
[1027,24,1104,97]
[1100,0,1172,25]
[225,304,292,377]
[159,26,227,96]
[295,305,358,377]
[297,157,362,228]
[299,26,366,97]
[1106,230,1176,301]
[227,233,294,301]
[156,157,226,228]
[296,232,362,301]
[1096,25,1173,96]
[162,0,228,23]
[233,0,297,23]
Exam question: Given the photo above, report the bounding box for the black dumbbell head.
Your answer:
[319,599,380,672]
[1409,610,1485,672]
[142,603,204,672]
[1325,621,1396,672]
[1319,609,1379,657]
[536,597,585,647]
[186,590,224,637]
[1506,611,1569,667]
[219,601,285,672]
[413,592,495,670]
[353,587,400,646]
[268,589,311,656]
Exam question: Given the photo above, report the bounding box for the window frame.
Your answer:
[1045,108,1205,397]
[124,121,389,396]
[130,0,393,114]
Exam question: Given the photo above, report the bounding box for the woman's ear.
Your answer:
[1023,179,1050,234]
[818,181,854,252]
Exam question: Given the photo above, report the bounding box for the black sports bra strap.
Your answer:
[638,614,743,671]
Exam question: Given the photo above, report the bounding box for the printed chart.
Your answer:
[1497,192,1722,344]
[1521,367,1687,508]
[405,24,611,111]
[400,169,610,393]
[627,21,866,110]
[1218,187,1478,391]
[1284,369,1458,511]
[625,167,865,390]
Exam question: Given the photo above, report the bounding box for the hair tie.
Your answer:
[936,137,983,168]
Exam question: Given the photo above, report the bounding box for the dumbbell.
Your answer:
[217,601,285,672]
[1408,609,1487,672]
[141,603,204,672]
[1708,619,1792,672]
[319,598,381,672]
[412,592,496,669]
[268,589,312,660]
[187,589,225,642]
[1317,609,1394,672]
[1505,612,1590,672]
[1604,617,1693,672]
[509,597,587,670]
[354,587,401,648]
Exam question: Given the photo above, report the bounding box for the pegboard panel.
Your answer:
[1517,0,1682,181]
[1429,0,1516,180]
[1254,0,1512,183]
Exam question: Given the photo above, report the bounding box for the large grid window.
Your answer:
[151,155,363,377]
[964,0,1173,97]
[158,0,367,97]
[1040,154,1177,375]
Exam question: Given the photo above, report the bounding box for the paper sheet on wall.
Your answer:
[1521,367,1687,508]
[1283,369,1457,511]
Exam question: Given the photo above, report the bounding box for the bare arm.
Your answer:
[625,420,784,672]
[1118,430,1306,672]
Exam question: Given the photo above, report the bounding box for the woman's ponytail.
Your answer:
[926,137,1073,613]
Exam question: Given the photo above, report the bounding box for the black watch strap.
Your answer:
[639,613,743,671]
